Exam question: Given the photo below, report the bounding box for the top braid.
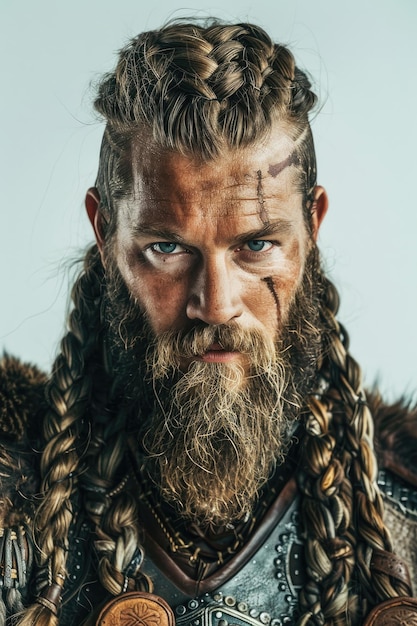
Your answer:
[94,20,315,160]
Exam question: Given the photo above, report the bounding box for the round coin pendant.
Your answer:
[363,597,417,625]
[96,591,175,626]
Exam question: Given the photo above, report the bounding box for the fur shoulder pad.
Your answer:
[0,353,47,440]
[370,391,417,488]
[0,354,46,526]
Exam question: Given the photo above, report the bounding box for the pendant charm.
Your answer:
[363,597,417,625]
[96,590,175,626]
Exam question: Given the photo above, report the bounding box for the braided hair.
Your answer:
[296,272,408,625]
[16,20,404,626]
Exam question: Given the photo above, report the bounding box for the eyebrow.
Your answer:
[132,225,188,242]
[133,219,294,243]
[233,220,294,244]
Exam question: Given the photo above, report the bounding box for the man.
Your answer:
[0,19,416,626]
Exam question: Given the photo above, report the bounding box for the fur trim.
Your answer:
[0,354,45,526]
[370,391,417,488]
[0,353,47,440]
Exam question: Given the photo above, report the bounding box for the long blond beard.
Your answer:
[104,248,325,525]
[142,324,299,525]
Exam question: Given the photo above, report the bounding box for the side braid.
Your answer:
[297,275,408,626]
[16,246,104,626]
[79,408,148,607]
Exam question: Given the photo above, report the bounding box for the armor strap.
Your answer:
[370,549,412,595]
[363,597,417,625]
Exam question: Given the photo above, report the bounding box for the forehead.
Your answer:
[123,125,304,227]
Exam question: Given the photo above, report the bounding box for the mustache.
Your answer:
[147,322,278,382]
[151,322,274,357]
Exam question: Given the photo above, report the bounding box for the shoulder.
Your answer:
[0,354,46,526]
[370,390,417,488]
[369,391,417,589]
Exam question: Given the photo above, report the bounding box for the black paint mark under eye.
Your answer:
[262,276,279,309]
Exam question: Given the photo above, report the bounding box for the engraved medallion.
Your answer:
[363,597,417,625]
[96,591,175,626]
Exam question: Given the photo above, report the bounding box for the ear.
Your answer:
[310,185,328,241]
[85,187,106,263]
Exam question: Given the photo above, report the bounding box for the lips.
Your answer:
[199,343,240,363]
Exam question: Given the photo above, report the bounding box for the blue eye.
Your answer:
[154,242,177,253]
[246,240,269,252]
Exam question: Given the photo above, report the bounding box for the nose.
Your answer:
[186,256,243,325]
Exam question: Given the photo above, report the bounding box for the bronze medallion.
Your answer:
[96,591,175,626]
[363,597,417,625]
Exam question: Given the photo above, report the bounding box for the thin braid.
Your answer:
[16,246,104,626]
[80,408,148,606]
[297,276,408,626]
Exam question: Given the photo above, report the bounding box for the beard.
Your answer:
[103,246,325,526]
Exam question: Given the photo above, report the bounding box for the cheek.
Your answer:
[118,250,188,332]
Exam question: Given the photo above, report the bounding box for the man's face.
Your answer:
[108,124,321,363]
[89,123,327,525]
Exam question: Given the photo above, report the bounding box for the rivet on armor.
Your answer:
[278,583,286,592]
[175,605,187,616]
[218,620,228,626]
[275,545,283,553]
[237,602,248,613]
[215,611,223,619]
[224,596,236,607]
[260,612,270,624]
[249,608,258,618]
[274,557,282,566]
[188,600,198,610]
[213,593,222,603]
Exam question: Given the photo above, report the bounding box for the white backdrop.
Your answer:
[1,0,416,401]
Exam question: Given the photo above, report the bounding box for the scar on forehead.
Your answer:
[256,170,269,226]
[262,276,280,310]
[268,152,300,178]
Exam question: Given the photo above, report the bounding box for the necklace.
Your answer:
[126,435,299,580]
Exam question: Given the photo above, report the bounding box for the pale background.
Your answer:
[1,0,416,402]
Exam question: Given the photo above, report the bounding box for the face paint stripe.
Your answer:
[268,151,300,178]
[262,276,280,310]
[256,170,270,226]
